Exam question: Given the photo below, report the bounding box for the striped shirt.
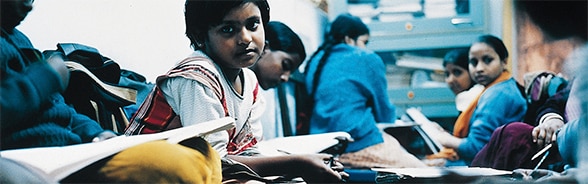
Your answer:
[125,51,263,156]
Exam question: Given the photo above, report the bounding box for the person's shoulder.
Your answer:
[484,81,504,94]
[340,46,380,59]
[3,29,33,47]
[156,52,221,85]
[177,52,220,74]
[356,49,384,66]
[483,78,525,101]
[335,44,376,54]
[487,78,517,89]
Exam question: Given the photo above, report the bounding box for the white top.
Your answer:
[160,51,265,157]
[455,84,485,112]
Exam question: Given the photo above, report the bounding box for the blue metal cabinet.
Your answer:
[327,0,488,52]
[388,87,458,119]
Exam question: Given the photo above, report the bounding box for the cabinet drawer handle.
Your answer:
[451,18,473,25]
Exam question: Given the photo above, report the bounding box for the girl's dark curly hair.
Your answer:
[184,0,270,50]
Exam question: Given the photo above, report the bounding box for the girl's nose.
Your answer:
[473,63,485,74]
[280,73,290,82]
[238,28,253,46]
[445,74,454,83]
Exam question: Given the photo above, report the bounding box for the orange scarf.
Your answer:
[427,71,511,161]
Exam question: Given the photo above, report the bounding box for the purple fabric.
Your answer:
[471,122,561,170]
[531,78,542,101]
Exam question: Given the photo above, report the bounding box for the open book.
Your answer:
[256,132,352,156]
[372,167,512,178]
[0,117,235,182]
[405,107,446,153]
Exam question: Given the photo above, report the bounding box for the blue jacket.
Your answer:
[1,28,104,150]
[457,78,527,163]
[305,43,396,152]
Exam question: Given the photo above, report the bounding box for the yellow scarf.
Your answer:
[427,71,511,161]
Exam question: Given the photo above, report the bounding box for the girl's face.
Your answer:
[204,3,265,69]
[251,49,302,90]
[444,63,473,95]
[345,34,370,49]
[468,42,506,86]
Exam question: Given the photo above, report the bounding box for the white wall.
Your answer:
[19,0,190,82]
[18,0,327,82]
[268,0,328,63]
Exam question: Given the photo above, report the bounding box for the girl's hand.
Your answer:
[532,118,564,148]
[92,131,118,142]
[293,154,349,183]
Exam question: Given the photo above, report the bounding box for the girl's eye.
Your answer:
[453,69,463,77]
[282,59,293,71]
[246,19,260,31]
[483,56,493,64]
[220,26,235,34]
[469,58,478,66]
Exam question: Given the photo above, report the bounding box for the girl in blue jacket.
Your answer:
[429,35,527,165]
[305,13,427,168]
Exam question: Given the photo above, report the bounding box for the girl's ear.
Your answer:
[195,33,207,49]
[261,40,270,55]
[501,59,508,71]
[264,40,270,50]
[344,36,355,46]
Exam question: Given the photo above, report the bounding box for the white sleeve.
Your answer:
[160,77,230,157]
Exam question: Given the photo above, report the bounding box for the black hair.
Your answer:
[1,0,33,32]
[443,48,469,69]
[306,13,370,66]
[184,0,270,50]
[472,34,509,62]
[327,13,370,44]
[265,21,306,62]
[515,0,587,42]
[305,13,369,95]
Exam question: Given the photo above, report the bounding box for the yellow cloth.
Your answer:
[99,139,221,183]
[428,71,512,161]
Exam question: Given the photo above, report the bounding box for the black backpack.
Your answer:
[46,43,137,133]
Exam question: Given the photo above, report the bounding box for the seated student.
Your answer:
[511,1,587,182]
[472,0,587,175]
[426,35,528,165]
[471,81,570,171]
[0,0,116,150]
[1,1,223,183]
[303,13,427,168]
[123,1,347,183]
[443,48,484,113]
[248,21,305,140]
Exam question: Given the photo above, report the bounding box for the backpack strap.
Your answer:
[65,61,137,105]
[64,60,137,133]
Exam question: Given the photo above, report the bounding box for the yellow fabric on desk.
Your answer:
[427,71,511,161]
[98,139,221,183]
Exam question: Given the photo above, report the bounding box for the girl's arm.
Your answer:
[227,154,347,182]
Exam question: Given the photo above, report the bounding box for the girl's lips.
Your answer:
[449,85,460,93]
[236,49,258,59]
[475,76,488,83]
